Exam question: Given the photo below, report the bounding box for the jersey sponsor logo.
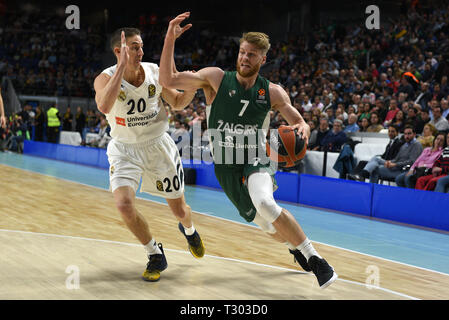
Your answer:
[148,84,156,98]
[126,109,159,127]
[116,117,126,126]
[216,120,258,134]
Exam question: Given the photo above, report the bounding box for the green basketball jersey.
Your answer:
[206,71,271,166]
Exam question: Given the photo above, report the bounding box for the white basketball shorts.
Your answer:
[106,132,184,199]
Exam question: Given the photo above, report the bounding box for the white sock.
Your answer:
[183,224,196,236]
[296,238,321,260]
[286,242,297,251]
[144,238,162,256]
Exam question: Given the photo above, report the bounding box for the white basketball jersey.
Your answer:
[102,62,168,144]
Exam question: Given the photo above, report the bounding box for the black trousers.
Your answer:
[47,126,60,143]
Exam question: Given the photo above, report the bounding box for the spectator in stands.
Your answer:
[308,117,330,151]
[414,82,432,111]
[171,119,190,157]
[46,105,60,143]
[395,132,446,188]
[417,123,438,148]
[62,107,73,131]
[382,99,399,127]
[430,105,449,131]
[358,103,371,123]
[348,125,404,181]
[415,108,431,134]
[75,106,86,139]
[434,174,449,193]
[442,99,449,119]
[359,117,370,132]
[89,117,111,149]
[391,109,405,133]
[33,106,45,142]
[369,125,423,184]
[397,75,415,101]
[344,113,360,133]
[404,105,419,130]
[7,115,28,152]
[82,109,97,141]
[320,119,347,152]
[366,112,384,133]
[415,133,449,191]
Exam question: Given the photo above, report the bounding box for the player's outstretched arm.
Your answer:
[159,12,222,92]
[94,31,129,114]
[270,83,310,145]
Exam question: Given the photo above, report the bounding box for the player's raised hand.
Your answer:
[118,30,129,67]
[166,12,192,41]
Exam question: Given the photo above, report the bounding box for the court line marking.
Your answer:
[0,228,419,300]
[2,160,449,279]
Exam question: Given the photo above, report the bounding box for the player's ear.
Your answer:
[113,46,121,59]
[262,55,267,65]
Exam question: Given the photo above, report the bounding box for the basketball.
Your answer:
[266,125,307,168]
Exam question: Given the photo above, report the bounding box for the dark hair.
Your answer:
[404,124,415,133]
[433,105,443,113]
[110,27,141,52]
[389,124,399,132]
[434,132,447,148]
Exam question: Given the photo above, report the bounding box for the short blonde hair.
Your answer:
[239,32,271,55]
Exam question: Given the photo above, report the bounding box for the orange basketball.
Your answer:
[266,125,307,168]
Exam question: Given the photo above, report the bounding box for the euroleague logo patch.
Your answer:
[256,88,267,104]
[110,166,115,175]
[156,180,163,191]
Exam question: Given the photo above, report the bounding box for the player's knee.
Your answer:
[115,197,135,220]
[254,198,282,224]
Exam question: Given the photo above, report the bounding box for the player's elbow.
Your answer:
[97,103,110,115]
[159,75,175,89]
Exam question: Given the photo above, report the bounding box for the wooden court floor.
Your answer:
[1,164,448,300]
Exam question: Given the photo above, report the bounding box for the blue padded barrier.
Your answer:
[298,174,373,217]
[273,171,300,203]
[24,140,107,168]
[181,160,300,202]
[182,160,222,190]
[372,184,449,232]
[22,140,449,232]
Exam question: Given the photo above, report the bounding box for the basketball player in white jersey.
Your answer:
[94,28,205,282]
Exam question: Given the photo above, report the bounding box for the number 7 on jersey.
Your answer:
[238,99,250,117]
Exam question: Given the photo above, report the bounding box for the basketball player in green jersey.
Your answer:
[159,12,337,289]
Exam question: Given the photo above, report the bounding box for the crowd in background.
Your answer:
[0,12,104,97]
[1,3,449,192]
